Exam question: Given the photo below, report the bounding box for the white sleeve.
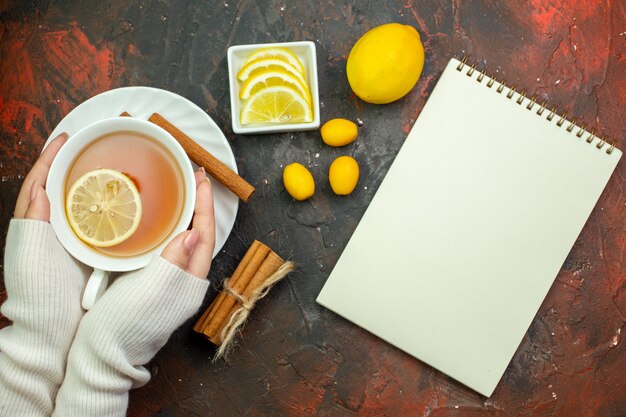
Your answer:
[0,219,88,417]
[52,256,209,417]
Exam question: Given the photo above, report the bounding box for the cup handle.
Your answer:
[81,268,111,310]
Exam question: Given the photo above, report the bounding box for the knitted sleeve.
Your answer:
[52,256,209,417]
[0,219,88,417]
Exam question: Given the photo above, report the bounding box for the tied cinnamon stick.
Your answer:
[149,113,255,202]
[194,240,295,360]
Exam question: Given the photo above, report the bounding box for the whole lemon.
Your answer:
[283,163,315,201]
[347,23,424,104]
[320,118,358,147]
[329,156,359,195]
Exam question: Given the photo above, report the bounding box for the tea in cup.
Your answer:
[46,117,196,309]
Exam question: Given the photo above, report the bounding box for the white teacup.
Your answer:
[46,117,196,310]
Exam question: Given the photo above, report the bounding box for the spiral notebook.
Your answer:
[317,57,622,397]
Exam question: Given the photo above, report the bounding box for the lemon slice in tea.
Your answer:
[240,85,313,124]
[66,168,142,247]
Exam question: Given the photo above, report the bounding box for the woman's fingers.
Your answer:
[186,175,216,278]
[161,168,216,279]
[161,229,199,271]
[14,133,68,219]
[194,168,205,187]
[23,182,51,221]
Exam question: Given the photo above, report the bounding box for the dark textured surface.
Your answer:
[1,1,626,416]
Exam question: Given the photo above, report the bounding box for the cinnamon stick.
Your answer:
[194,240,295,360]
[196,242,270,338]
[210,251,284,344]
[193,240,262,333]
[194,240,290,345]
[149,112,255,202]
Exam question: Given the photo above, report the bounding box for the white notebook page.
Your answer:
[317,58,622,397]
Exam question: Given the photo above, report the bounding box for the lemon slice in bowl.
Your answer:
[239,68,311,101]
[66,168,142,247]
[237,58,306,84]
[240,85,313,125]
[242,47,306,75]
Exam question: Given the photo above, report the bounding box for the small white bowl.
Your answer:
[227,41,320,134]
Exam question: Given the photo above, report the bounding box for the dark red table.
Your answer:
[1,1,625,416]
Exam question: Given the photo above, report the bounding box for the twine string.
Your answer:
[213,261,295,361]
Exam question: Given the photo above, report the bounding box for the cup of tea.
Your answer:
[46,117,196,309]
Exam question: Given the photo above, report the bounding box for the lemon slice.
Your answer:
[237,58,306,84]
[242,47,306,75]
[66,169,142,247]
[240,85,313,125]
[239,68,311,101]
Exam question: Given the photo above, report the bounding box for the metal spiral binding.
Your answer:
[456,57,468,71]
[536,101,548,116]
[607,142,616,154]
[467,64,477,77]
[506,86,516,99]
[477,69,486,83]
[456,57,616,155]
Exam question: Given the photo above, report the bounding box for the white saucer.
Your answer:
[46,86,239,259]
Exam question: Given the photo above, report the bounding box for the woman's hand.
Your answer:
[52,169,215,417]
[161,168,216,279]
[14,132,68,221]
[0,132,90,417]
